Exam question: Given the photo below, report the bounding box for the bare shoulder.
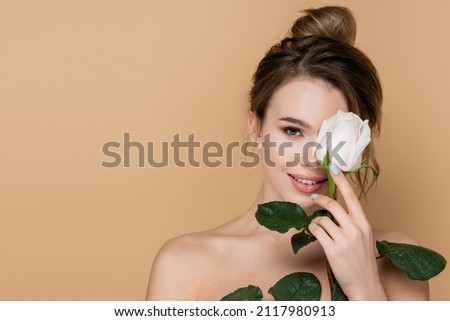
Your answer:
[373,228,422,246]
[146,230,229,300]
[373,228,430,300]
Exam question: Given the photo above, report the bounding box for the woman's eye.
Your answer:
[284,127,303,137]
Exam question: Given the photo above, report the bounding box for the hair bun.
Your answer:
[290,6,356,45]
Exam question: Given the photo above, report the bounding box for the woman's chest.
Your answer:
[195,244,332,300]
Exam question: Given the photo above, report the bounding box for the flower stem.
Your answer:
[322,151,342,299]
[323,151,336,200]
[327,170,336,200]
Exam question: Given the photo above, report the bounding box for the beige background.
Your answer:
[1,0,449,300]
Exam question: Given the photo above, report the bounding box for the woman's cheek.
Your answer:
[272,138,304,169]
[260,130,306,169]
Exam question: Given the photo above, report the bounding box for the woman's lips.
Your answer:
[288,173,327,193]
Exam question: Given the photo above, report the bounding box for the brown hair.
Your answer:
[249,6,382,198]
[291,6,357,45]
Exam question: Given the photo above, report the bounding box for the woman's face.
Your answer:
[250,78,349,211]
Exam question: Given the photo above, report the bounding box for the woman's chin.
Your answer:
[284,185,329,210]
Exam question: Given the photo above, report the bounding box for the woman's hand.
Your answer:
[308,163,387,300]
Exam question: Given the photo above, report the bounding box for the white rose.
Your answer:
[314,110,371,172]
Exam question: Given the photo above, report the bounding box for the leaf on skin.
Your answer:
[291,210,328,254]
[376,240,447,281]
[291,230,316,254]
[220,285,263,301]
[255,201,309,233]
[268,272,321,301]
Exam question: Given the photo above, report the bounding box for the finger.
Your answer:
[308,220,334,249]
[329,162,365,219]
[310,216,343,241]
[310,193,351,228]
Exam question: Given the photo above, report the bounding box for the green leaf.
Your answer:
[309,209,329,221]
[376,240,447,281]
[291,230,316,254]
[291,210,328,254]
[255,201,309,233]
[268,272,321,301]
[220,285,263,301]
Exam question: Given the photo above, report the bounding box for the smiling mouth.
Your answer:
[287,174,327,185]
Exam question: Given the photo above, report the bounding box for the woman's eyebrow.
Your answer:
[278,117,313,129]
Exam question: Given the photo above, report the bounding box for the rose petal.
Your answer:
[314,111,371,171]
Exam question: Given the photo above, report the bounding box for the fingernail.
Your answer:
[330,163,340,176]
[310,193,319,200]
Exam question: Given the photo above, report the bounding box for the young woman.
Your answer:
[146,6,429,300]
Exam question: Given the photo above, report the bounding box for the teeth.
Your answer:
[295,178,317,185]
